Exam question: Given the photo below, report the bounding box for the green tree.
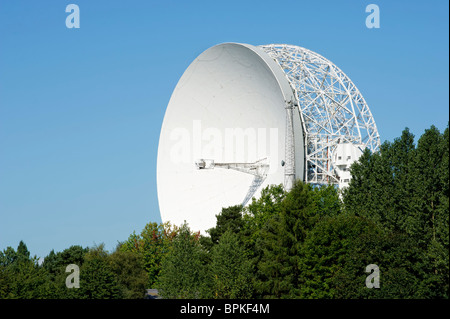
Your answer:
[108,249,147,299]
[120,221,178,288]
[42,245,88,280]
[243,184,286,248]
[207,205,243,244]
[311,184,342,218]
[255,181,317,298]
[0,246,19,267]
[78,244,122,299]
[343,143,398,232]
[241,184,287,297]
[41,245,89,298]
[343,126,449,298]
[332,231,428,298]
[412,125,449,297]
[0,242,53,299]
[298,214,381,298]
[158,223,209,298]
[208,230,253,298]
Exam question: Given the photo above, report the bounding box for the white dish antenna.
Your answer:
[157,43,380,233]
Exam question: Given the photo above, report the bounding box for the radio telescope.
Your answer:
[157,43,380,233]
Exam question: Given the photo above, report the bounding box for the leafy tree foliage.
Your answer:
[243,184,286,247]
[77,244,122,299]
[1,242,147,299]
[207,205,243,244]
[0,242,52,298]
[332,231,432,298]
[119,221,178,288]
[298,214,380,298]
[343,125,449,298]
[208,230,253,299]
[157,223,209,298]
[1,125,447,299]
[42,245,88,280]
[108,249,148,299]
[253,181,342,298]
[42,245,89,298]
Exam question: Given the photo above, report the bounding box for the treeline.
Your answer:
[0,125,448,299]
[0,242,147,298]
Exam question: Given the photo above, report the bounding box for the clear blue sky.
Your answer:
[0,0,448,259]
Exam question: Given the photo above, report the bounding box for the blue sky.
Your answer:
[0,0,448,259]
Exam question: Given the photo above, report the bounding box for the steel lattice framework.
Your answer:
[260,44,381,185]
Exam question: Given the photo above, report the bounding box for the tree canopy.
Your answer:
[1,125,448,299]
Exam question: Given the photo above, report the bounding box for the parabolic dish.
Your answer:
[157,43,301,233]
[157,42,380,233]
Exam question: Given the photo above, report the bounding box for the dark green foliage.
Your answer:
[1,125,447,299]
[0,242,53,298]
[299,214,381,298]
[207,205,243,244]
[311,184,342,218]
[119,221,178,288]
[332,231,431,298]
[157,223,209,298]
[108,249,148,299]
[0,246,18,267]
[42,245,88,280]
[16,241,30,261]
[243,184,286,245]
[0,242,147,299]
[254,182,320,298]
[208,230,253,299]
[78,245,122,299]
[296,214,429,298]
[343,125,449,298]
[39,245,90,299]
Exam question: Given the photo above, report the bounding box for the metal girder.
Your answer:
[260,44,380,186]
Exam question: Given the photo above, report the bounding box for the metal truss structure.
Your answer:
[260,44,381,185]
[195,158,269,206]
